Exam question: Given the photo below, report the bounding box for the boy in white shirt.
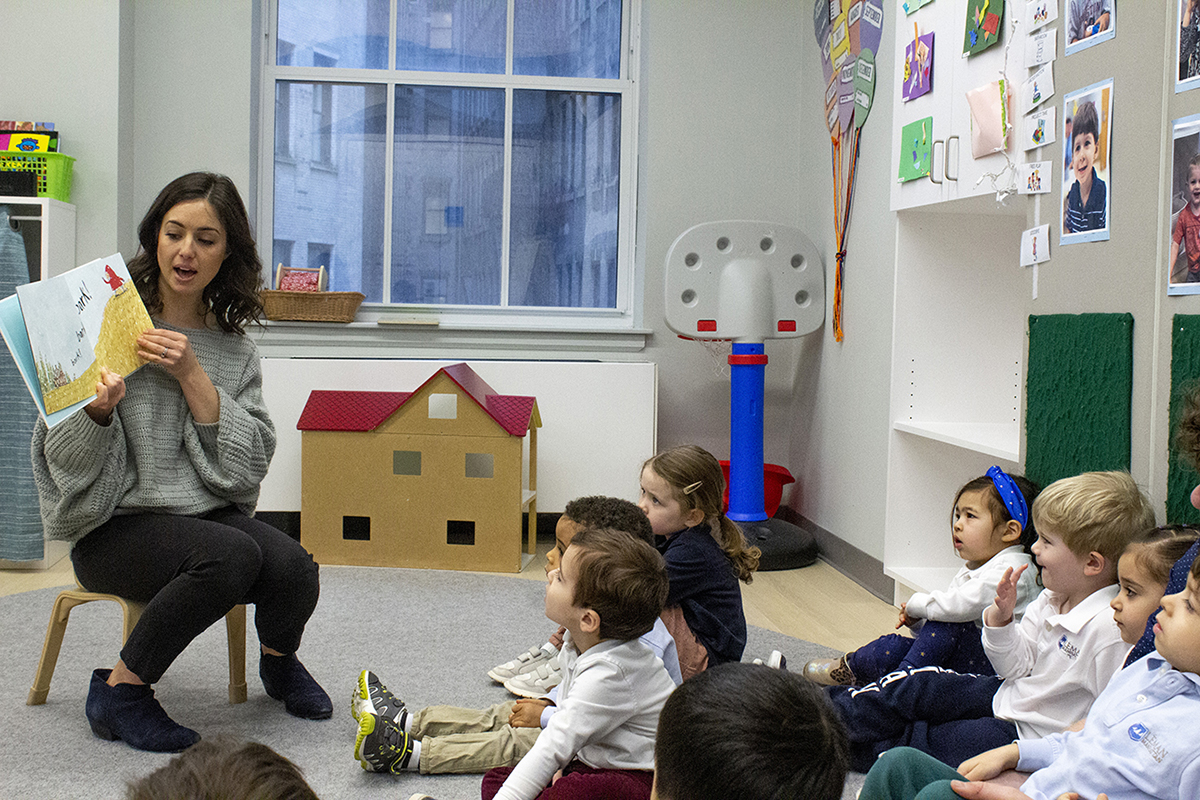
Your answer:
[824,471,1154,772]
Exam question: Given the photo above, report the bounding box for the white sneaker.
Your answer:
[503,654,562,698]
[488,643,556,683]
[752,650,788,670]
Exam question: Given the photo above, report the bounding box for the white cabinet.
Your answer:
[890,0,1015,211]
[0,196,77,280]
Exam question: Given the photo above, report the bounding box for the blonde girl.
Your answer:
[639,445,760,678]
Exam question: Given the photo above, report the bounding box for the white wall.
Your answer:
[4,2,901,568]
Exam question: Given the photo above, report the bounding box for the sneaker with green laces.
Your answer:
[356,712,416,772]
[351,669,409,729]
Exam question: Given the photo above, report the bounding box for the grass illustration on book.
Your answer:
[0,253,153,425]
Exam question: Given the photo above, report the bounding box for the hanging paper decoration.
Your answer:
[814,0,883,342]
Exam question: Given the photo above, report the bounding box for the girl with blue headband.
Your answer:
[805,468,1040,687]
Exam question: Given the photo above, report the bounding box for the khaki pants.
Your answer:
[413,701,542,774]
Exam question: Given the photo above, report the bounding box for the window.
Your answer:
[261,0,639,328]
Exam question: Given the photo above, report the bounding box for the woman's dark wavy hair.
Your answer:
[128,172,264,333]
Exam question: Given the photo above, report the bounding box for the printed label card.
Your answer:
[1020,64,1054,114]
[1025,29,1057,68]
[1023,106,1057,150]
[1018,160,1053,194]
[1021,224,1051,266]
[1024,0,1057,32]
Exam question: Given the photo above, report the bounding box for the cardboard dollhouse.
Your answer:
[296,363,540,572]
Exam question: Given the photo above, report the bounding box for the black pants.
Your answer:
[71,507,320,684]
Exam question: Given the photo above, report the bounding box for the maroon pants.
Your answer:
[481,761,653,800]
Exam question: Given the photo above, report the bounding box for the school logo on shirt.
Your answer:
[1057,634,1080,660]
[1129,723,1167,763]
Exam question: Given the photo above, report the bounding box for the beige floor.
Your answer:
[0,542,898,656]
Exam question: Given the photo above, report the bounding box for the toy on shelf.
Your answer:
[664,220,824,570]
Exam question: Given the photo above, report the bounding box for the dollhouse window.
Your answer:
[393,450,422,475]
[447,520,475,546]
[428,393,457,419]
[465,452,494,478]
[343,515,370,541]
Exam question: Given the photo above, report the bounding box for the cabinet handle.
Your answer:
[945,135,959,182]
[929,139,945,184]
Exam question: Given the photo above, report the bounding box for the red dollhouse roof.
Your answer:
[296,363,538,436]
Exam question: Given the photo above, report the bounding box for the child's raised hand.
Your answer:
[509,698,550,728]
[983,564,1027,628]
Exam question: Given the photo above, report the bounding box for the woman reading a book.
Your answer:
[31,172,331,753]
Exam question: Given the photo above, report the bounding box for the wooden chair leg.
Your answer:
[226,604,247,704]
[28,592,86,705]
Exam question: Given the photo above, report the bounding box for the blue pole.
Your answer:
[727,342,767,522]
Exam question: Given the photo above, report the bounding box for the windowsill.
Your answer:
[248,319,651,360]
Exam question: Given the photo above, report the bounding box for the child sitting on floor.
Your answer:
[366,527,676,800]
[805,468,1040,686]
[651,662,848,800]
[825,470,1155,772]
[350,497,680,776]
[859,547,1200,800]
[1110,525,1200,647]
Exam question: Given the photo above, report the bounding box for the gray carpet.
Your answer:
[0,564,862,799]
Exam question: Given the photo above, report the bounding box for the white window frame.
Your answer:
[255,0,645,341]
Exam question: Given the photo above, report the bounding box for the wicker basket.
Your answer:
[261,290,365,322]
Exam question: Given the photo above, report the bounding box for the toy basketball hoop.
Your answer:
[665,220,825,569]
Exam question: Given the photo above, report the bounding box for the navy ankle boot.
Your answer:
[260,653,333,719]
[85,669,200,752]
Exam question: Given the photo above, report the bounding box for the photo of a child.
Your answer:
[1168,113,1200,294]
[1061,80,1113,245]
[1180,0,1200,90]
[1066,0,1115,55]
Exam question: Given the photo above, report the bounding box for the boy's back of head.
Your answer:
[569,527,668,641]
[1031,470,1155,572]
[564,496,654,545]
[1072,99,1099,147]
[654,662,848,800]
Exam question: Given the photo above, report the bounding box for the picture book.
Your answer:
[0,253,153,426]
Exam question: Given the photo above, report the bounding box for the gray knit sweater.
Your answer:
[31,322,275,545]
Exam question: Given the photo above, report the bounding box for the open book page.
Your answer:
[0,253,152,424]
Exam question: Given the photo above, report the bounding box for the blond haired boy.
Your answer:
[824,470,1154,772]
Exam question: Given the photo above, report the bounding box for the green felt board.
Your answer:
[1168,315,1200,523]
[1025,313,1133,490]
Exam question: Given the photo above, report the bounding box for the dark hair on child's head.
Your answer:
[569,527,668,640]
[125,735,318,800]
[128,171,265,334]
[564,496,653,545]
[643,445,761,582]
[654,662,848,800]
[952,471,1042,557]
[1125,525,1200,588]
[1176,382,1200,472]
[1031,471,1155,569]
[1072,100,1099,148]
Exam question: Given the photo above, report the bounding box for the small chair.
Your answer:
[27,580,247,706]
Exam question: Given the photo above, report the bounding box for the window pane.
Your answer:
[396,0,506,74]
[509,90,619,308]
[273,82,388,299]
[277,0,390,70]
[391,86,505,305]
[514,0,622,78]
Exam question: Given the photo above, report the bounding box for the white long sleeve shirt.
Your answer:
[984,585,1128,740]
[493,631,675,800]
[904,546,1038,625]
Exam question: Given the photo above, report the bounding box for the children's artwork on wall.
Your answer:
[1060,79,1113,245]
[903,0,934,14]
[1025,0,1059,32]
[1021,224,1052,266]
[965,79,1010,158]
[1167,113,1200,294]
[1025,29,1057,68]
[898,117,934,183]
[903,28,935,101]
[963,0,1003,56]
[1021,64,1055,115]
[1065,0,1115,56]
[1023,106,1057,151]
[1178,0,1200,92]
[1018,161,1052,194]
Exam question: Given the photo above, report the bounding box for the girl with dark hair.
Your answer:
[31,172,330,753]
